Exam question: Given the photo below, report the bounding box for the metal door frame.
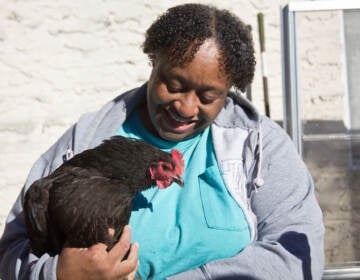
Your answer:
[281,1,360,278]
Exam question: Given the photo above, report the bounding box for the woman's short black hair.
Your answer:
[142,3,256,92]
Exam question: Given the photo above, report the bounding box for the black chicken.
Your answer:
[24,136,184,257]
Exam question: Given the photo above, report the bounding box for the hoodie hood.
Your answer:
[213,89,265,191]
[214,91,260,130]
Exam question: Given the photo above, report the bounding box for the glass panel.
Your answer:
[296,10,360,267]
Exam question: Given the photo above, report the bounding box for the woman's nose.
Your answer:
[173,91,199,117]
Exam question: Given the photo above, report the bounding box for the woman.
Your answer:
[0,4,325,280]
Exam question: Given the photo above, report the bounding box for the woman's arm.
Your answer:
[0,125,139,279]
[0,156,58,279]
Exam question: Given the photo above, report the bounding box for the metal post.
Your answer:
[281,4,302,155]
[257,13,270,118]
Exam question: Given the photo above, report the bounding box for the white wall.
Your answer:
[0,0,294,233]
[0,1,346,259]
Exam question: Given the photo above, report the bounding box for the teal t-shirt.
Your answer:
[116,109,251,280]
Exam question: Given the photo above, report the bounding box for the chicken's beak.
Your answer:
[173,175,184,187]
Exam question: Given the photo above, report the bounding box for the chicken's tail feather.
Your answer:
[24,179,52,257]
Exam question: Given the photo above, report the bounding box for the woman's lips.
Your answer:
[161,109,195,133]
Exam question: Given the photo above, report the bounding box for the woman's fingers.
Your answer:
[109,225,132,261]
[115,242,139,278]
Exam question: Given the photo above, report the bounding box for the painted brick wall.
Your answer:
[0,0,290,232]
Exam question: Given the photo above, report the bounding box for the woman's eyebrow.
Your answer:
[165,72,225,94]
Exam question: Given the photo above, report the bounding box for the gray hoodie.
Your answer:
[0,84,325,280]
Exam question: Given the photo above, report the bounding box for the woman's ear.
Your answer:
[149,53,158,67]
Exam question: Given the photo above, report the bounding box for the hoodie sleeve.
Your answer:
[0,125,75,280]
[168,118,325,280]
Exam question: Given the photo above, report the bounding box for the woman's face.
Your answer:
[141,39,231,142]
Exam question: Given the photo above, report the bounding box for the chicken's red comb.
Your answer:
[171,149,184,175]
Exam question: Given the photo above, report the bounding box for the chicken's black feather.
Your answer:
[24,136,181,257]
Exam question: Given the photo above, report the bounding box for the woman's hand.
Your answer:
[56,225,139,280]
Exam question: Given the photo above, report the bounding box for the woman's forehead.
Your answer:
[154,41,230,91]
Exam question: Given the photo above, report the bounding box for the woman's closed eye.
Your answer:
[166,84,184,93]
[198,91,222,105]
[199,96,215,105]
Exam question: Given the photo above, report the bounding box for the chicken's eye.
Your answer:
[161,163,171,171]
